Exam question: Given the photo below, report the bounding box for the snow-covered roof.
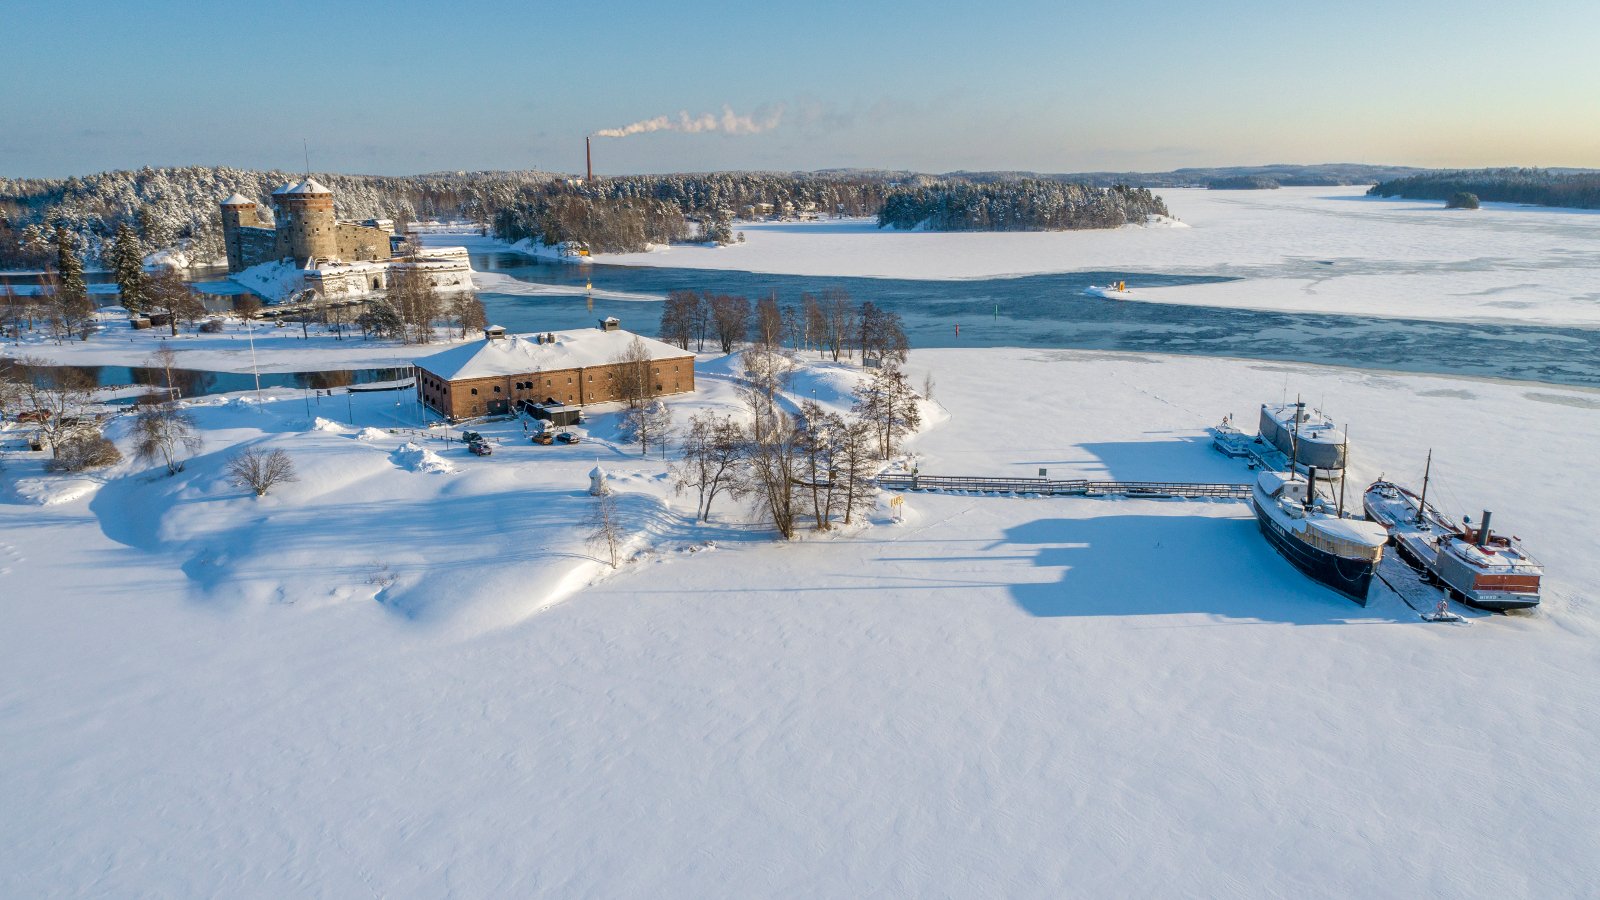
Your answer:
[280,178,332,196]
[220,192,255,206]
[1307,516,1389,547]
[413,328,692,382]
[271,181,295,195]
[590,465,606,478]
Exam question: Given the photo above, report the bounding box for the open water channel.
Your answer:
[7,247,1600,396]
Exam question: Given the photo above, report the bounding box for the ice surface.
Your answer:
[2,348,1598,897]
[581,188,1600,327]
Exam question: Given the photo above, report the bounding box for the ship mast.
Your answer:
[1337,426,1348,517]
[1289,396,1303,478]
[1416,449,1432,529]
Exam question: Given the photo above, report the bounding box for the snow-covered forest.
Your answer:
[1368,168,1600,209]
[876,181,1171,232]
[0,167,556,270]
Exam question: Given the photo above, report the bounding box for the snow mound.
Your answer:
[356,427,388,441]
[390,442,455,474]
[232,260,305,301]
[311,417,346,433]
[10,477,100,506]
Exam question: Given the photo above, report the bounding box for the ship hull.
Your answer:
[1254,498,1376,605]
[1259,407,1346,470]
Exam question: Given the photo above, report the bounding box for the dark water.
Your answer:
[468,251,1600,387]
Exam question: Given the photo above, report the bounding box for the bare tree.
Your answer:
[234,293,262,322]
[735,347,794,442]
[621,399,673,457]
[852,364,923,458]
[13,356,101,459]
[690,290,712,352]
[449,291,487,340]
[658,289,698,351]
[132,399,203,475]
[609,335,656,409]
[144,347,182,402]
[227,447,298,497]
[672,411,746,522]
[146,265,194,335]
[858,301,910,366]
[387,267,442,344]
[47,432,121,473]
[755,291,784,350]
[584,482,623,568]
[711,293,750,353]
[743,410,801,540]
[836,416,879,525]
[818,286,854,362]
[0,359,22,418]
[922,372,936,401]
[794,400,844,531]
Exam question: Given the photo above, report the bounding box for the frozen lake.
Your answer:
[466,251,1600,388]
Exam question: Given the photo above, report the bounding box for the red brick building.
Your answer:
[413,320,695,419]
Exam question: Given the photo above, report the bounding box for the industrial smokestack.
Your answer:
[586,136,593,182]
[1477,510,1493,546]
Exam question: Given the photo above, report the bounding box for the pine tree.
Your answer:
[111,223,148,316]
[53,226,94,339]
[54,226,87,307]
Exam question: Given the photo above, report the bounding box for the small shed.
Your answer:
[524,400,581,427]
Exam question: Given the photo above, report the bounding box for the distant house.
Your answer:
[412,320,695,419]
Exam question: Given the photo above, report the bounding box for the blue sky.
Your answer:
[4,0,1597,178]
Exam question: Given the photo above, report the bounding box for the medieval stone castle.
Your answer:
[220,178,473,299]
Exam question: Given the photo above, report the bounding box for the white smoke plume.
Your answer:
[594,103,785,138]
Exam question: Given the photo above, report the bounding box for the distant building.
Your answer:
[219,179,472,299]
[412,319,695,419]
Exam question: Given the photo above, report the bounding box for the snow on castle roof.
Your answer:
[280,178,332,196]
[412,328,691,383]
[220,192,255,206]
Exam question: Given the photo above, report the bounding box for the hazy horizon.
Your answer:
[6,0,1598,180]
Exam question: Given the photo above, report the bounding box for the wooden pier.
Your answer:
[874,474,1252,500]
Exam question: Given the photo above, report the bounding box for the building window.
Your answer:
[588,374,593,381]
[470,388,478,395]
[493,386,500,393]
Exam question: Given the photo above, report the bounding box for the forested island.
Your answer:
[1208,175,1280,190]
[1369,168,1600,210]
[875,181,1170,232]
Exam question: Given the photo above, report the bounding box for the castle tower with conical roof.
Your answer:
[271,178,337,263]
[219,193,262,272]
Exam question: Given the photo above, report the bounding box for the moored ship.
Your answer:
[1364,469,1541,611]
[1259,400,1346,471]
[1253,468,1388,604]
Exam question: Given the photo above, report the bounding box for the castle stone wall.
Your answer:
[233,226,278,271]
[335,223,392,262]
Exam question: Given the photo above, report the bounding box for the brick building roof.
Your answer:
[413,328,690,382]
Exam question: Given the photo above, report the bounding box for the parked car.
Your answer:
[468,440,493,456]
[531,431,554,445]
[460,431,483,444]
[16,409,51,423]
[556,432,581,444]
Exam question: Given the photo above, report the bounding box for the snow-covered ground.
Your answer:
[1,314,476,372]
[4,347,1598,897]
[585,188,1600,328]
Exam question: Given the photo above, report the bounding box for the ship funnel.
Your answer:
[1477,510,1492,546]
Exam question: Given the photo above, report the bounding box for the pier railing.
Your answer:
[875,474,1251,500]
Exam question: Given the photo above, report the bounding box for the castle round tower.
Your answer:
[271,178,337,263]
[219,192,258,273]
